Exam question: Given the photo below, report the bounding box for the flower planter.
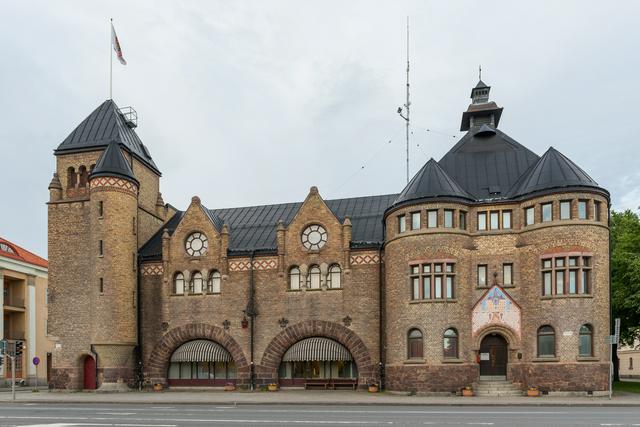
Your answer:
[462,388,474,397]
[224,384,236,392]
[267,384,278,392]
[153,383,163,392]
[527,389,540,397]
[368,385,379,393]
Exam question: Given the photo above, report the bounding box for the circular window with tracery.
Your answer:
[301,224,327,251]
[185,232,208,256]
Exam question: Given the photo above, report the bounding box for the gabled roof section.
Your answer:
[0,237,48,269]
[507,147,607,199]
[438,127,540,200]
[91,140,139,184]
[390,159,474,210]
[55,99,160,175]
[138,194,397,260]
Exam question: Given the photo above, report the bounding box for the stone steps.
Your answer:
[474,380,523,397]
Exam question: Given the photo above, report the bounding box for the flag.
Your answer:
[111,22,127,65]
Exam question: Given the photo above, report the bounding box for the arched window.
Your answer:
[289,266,301,290]
[174,272,185,294]
[67,167,76,189]
[78,165,88,187]
[408,329,423,359]
[443,328,458,359]
[307,265,321,289]
[537,325,556,357]
[327,264,341,289]
[190,271,203,294]
[208,270,221,294]
[579,324,593,357]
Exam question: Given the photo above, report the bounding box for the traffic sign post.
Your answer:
[33,356,40,391]
[609,318,621,400]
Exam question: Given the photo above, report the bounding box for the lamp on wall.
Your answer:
[241,316,249,329]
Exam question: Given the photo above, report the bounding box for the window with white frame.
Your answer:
[307,265,321,289]
[289,266,301,290]
[174,272,185,294]
[190,271,203,294]
[327,264,342,289]
[541,254,592,296]
[411,212,420,230]
[427,210,438,228]
[208,270,221,293]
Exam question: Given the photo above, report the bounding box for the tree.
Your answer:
[611,210,640,347]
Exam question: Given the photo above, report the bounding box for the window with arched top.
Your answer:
[537,325,556,357]
[289,266,301,291]
[208,270,221,294]
[174,272,185,294]
[307,265,321,289]
[408,329,423,359]
[327,264,341,289]
[67,167,77,189]
[579,324,593,357]
[190,271,203,294]
[78,165,88,187]
[443,328,458,359]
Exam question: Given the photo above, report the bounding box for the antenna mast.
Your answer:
[397,17,411,183]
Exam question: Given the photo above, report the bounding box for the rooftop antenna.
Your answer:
[479,65,482,81]
[397,16,410,183]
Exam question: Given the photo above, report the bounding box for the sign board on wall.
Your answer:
[480,353,490,361]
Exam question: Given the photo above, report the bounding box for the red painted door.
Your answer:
[83,356,96,390]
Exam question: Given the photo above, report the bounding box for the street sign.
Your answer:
[605,335,616,344]
[33,356,40,366]
[614,318,621,345]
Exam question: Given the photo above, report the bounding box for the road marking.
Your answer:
[20,424,176,427]
[0,416,393,425]
[97,413,137,416]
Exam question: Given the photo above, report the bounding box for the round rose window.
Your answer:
[185,232,208,256]
[301,224,327,251]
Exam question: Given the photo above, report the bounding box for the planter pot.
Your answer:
[224,384,236,392]
[527,389,540,397]
[267,384,278,392]
[462,389,474,397]
[153,383,163,392]
[368,386,379,393]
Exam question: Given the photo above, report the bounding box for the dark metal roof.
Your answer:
[55,99,160,175]
[438,127,540,200]
[139,194,397,260]
[507,147,606,198]
[91,140,138,184]
[390,159,474,211]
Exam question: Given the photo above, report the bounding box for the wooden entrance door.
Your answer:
[479,334,508,376]
[83,356,96,390]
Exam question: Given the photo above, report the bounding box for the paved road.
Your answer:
[0,403,639,426]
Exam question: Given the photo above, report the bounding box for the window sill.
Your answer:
[325,287,343,291]
[442,358,464,364]
[476,285,515,290]
[409,298,457,304]
[403,359,426,365]
[305,288,322,292]
[576,356,599,362]
[532,357,559,362]
[286,289,301,292]
[541,294,593,300]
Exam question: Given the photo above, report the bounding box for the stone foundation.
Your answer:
[509,362,609,391]
[385,364,478,393]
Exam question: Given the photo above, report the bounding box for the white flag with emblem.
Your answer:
[111,22,127,65]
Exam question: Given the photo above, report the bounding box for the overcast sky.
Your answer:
[2,1,639,258]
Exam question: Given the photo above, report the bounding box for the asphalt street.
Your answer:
[0,403,639,427]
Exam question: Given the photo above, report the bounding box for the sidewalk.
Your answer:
[1,389,639,406]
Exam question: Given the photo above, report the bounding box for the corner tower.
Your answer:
[48,100,164,389]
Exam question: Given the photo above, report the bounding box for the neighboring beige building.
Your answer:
[1,237,51,386]
[618,340,640,379]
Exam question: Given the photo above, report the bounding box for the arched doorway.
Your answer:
[278,337,358,389]
[479,334,508,378]
[167,339,236,387]
[83,355,96,390]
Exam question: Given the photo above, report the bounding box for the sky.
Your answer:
[1,0,639,258]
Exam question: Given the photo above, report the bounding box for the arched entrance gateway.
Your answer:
[479,334,508,379]
[167,339,237,386]
[278,337,358,389]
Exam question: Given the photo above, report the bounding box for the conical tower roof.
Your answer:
[55,99,160,175]
[390,158,474,209]
[508,147,605,198]
[91,140,138,185]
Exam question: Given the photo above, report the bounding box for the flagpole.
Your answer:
[109,18,113,99]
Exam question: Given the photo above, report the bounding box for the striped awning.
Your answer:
[282,337,353,362]
[170,340,232,363]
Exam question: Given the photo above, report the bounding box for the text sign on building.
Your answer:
[480,353,490,361]
[614,318,621,345]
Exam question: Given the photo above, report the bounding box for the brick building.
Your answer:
[47,79,610,394]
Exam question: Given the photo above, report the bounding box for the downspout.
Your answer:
[379,220,387,390]
[246,250,257,390]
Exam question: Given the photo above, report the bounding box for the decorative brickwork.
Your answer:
[350,252,381,265]
[141,263,163,276]
[229,257,278,272]
[259,320,377,389]
[90,176,138,196]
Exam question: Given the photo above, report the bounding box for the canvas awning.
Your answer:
[282,337,352,362]
[170,340,232,363]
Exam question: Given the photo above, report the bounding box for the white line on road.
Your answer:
[0,416,394,425]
